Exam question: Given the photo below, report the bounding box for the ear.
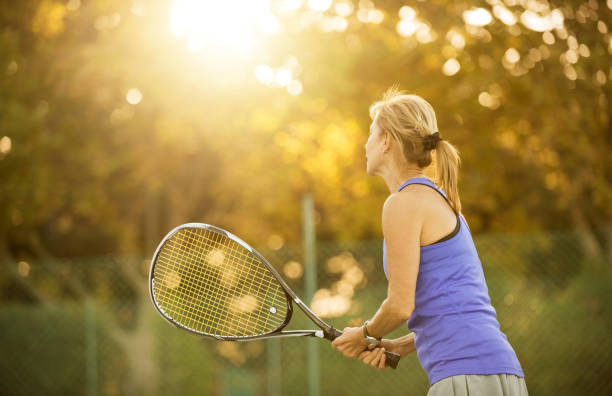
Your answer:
[383,131,392,153]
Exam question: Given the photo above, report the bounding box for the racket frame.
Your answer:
[149,223,336,341]
[149,223,400,368]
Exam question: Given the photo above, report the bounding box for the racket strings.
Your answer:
[155,229,278,335]
[152,227,288,337]
[155,229,284,335]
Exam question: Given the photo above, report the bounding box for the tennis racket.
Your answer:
[149,223,400,369]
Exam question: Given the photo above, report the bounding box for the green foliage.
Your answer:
[495,266,612,395]
[0,303,128,396]
[154,317,218,395]
[0,0,610,258]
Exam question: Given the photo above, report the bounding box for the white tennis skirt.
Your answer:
[427,374,528,396]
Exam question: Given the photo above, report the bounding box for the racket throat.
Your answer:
[292,297,341,341]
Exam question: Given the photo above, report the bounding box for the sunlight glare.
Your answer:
[368,9,384,24]
[230,295,258,313]
[17,261,30,277]
[126,88,142,105]
[170,0,272,54]
[281,0,303,12]
[287,80,303,96]
[542,31,555,45]
[308,0,332,12]
[504,48,520,64]
[275,68,292,86]
[0,136,12,155]
[442,58,461,76]
[397,19,419,36]
[478,92,501,109]
[255,65,275,85]
[283,261,303,279]
[520,9,564,32]
[335,1,354,17]
[399,6,416,21]
[311,289,351,318]
[447,30,466,50]
[164,271,181,289]
[493,5,516,26]
[463,8,493,26]
[416,24,435,43]
[258,13,281,35]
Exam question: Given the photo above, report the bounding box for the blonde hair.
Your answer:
[369,86,462,214]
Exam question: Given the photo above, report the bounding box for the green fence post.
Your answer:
[267,339,281,396]
[85,299,97,396]
[302,194,320,396]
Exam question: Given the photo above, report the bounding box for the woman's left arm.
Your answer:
[332,192,423,358]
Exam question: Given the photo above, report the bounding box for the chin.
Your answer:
[366,160,378,176]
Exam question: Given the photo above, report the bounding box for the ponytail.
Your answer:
[435,140,462,214]
[370,87,463,214]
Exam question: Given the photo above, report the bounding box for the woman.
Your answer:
[331,88,528,395]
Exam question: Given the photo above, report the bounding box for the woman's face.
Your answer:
[365,116,387,176]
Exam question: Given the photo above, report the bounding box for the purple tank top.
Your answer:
[383,177,524,385]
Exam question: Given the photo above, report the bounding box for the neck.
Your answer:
[381,166,425,193]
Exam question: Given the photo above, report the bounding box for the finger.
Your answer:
[378,348,387,370]
[372,347,385,365]
[359,349,376,359]
[363,348,378,366]
[361,353,373,365]
[369,352,381,367]
[334,344,350,355]
[342,348,356,358]
[331,337,347,349]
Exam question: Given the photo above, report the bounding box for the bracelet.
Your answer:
[363,320,382,345]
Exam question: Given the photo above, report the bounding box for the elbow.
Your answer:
[386,300,414,322]
[399,306,414,322]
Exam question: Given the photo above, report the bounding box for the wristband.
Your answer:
[363,320,382,345]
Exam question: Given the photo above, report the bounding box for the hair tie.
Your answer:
[423,131,442,151]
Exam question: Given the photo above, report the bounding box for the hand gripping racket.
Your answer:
[149,223,400,369]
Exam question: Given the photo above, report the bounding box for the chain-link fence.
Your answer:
[1,228,611,396]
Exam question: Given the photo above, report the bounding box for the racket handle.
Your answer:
[325,327,343,340]
[325,327,401,369]
[384,351,401,369]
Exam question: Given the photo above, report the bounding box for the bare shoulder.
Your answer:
[383,183,434,209]
[382,189,424,244]
[382,188,426,223]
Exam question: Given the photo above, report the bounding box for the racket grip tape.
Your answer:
[324,327,343,341]
[384,351,401,369]
[325,327,401,369]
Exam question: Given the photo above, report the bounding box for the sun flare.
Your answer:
[169,0,277,55]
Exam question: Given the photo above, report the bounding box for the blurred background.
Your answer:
[0,0,610,395]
